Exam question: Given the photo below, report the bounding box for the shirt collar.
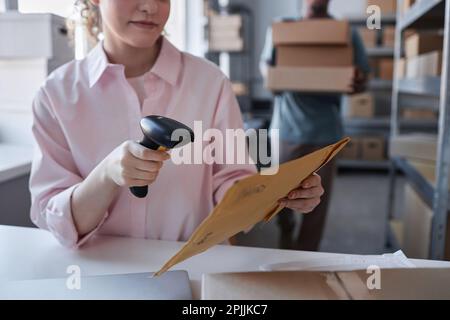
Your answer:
[87,36,182,88]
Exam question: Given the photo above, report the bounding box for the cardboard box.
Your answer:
[209,38,244,52]
[272,19,350,46]
[340,137,361,160]
[368,58,379,79]
[402,0,416,14]
[383,26,396,48]
[266,66,354,93]
[367,0,397,14]
[342,93,375,118]
[390,134,437,162]
[358,28,378,49]
[405,33,444,58]
[402,183,450,260]
[209,28,241,40]
[379,58,394,80]
[361,137,385,161]
[406,50,442,78]
[402,109,437,120]
[276,46,353,67]
[202,269,450,300]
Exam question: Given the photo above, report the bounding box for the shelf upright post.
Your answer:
[386,0,404,242]
[431,0,450,260]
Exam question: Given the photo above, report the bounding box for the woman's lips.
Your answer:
[129,21,159,30]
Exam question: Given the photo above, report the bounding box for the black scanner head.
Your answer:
[140,116,195,149]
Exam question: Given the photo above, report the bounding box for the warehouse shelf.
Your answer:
[399,0,445,31]
[345,14,396,25]
[366,47,395,57]
[398,77,441,97]
[392,157,450,210]
[388,0,450,260]
[344,117,437,130]
[338,159,390,170]
[369,79,392,90]
[344,12,397,173]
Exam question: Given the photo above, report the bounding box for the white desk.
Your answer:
[1,225,450,299]
[0,144,32,183]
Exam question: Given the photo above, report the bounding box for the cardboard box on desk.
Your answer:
[202,269,450,300]
[272,19,350,46]
[266,66,354,93]
[276,45,353,67]
[405,33,444,58]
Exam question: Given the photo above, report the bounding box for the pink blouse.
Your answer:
[29,37,257,248]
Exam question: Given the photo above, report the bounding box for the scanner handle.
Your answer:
[130,138,162,198]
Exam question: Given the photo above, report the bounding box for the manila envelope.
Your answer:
[155,138,350,276]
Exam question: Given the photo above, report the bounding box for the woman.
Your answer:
[29,0,324,248]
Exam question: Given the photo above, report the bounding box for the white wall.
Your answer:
[328,0,367,18]
[18,0,74,17]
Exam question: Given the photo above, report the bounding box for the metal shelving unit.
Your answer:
[205,0,254,115]
[340,13,398,170]
[387,0,450,260]
[338,159,390,170]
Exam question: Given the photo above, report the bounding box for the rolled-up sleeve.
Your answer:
[29,88,107,248]
[211,78,258,206]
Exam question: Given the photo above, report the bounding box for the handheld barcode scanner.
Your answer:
[130,115,195,198]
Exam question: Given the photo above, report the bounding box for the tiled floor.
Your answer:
[235,171,406,255]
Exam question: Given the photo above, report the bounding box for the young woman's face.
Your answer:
[92,0,171,48]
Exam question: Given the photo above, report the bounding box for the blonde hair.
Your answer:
[67,0,102,47]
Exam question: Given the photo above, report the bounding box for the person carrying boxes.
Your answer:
[260,0,370,251]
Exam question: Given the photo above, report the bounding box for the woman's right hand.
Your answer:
[103,141,171,188]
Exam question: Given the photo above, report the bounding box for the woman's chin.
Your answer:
[126,35,162,49]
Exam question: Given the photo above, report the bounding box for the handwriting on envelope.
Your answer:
[154,138,350,276]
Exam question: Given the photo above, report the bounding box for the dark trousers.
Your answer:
[277,142,336,251]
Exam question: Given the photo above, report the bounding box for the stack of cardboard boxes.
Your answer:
[208,14,244,52]
[395,32,443,119]
[404,32,443,79]
[265,19,354,93]
[390,134,450,259]
[340,136,386,162]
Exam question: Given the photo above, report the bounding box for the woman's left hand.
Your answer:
[278,173,324,213]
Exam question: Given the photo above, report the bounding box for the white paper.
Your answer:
[259,251,416,272]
